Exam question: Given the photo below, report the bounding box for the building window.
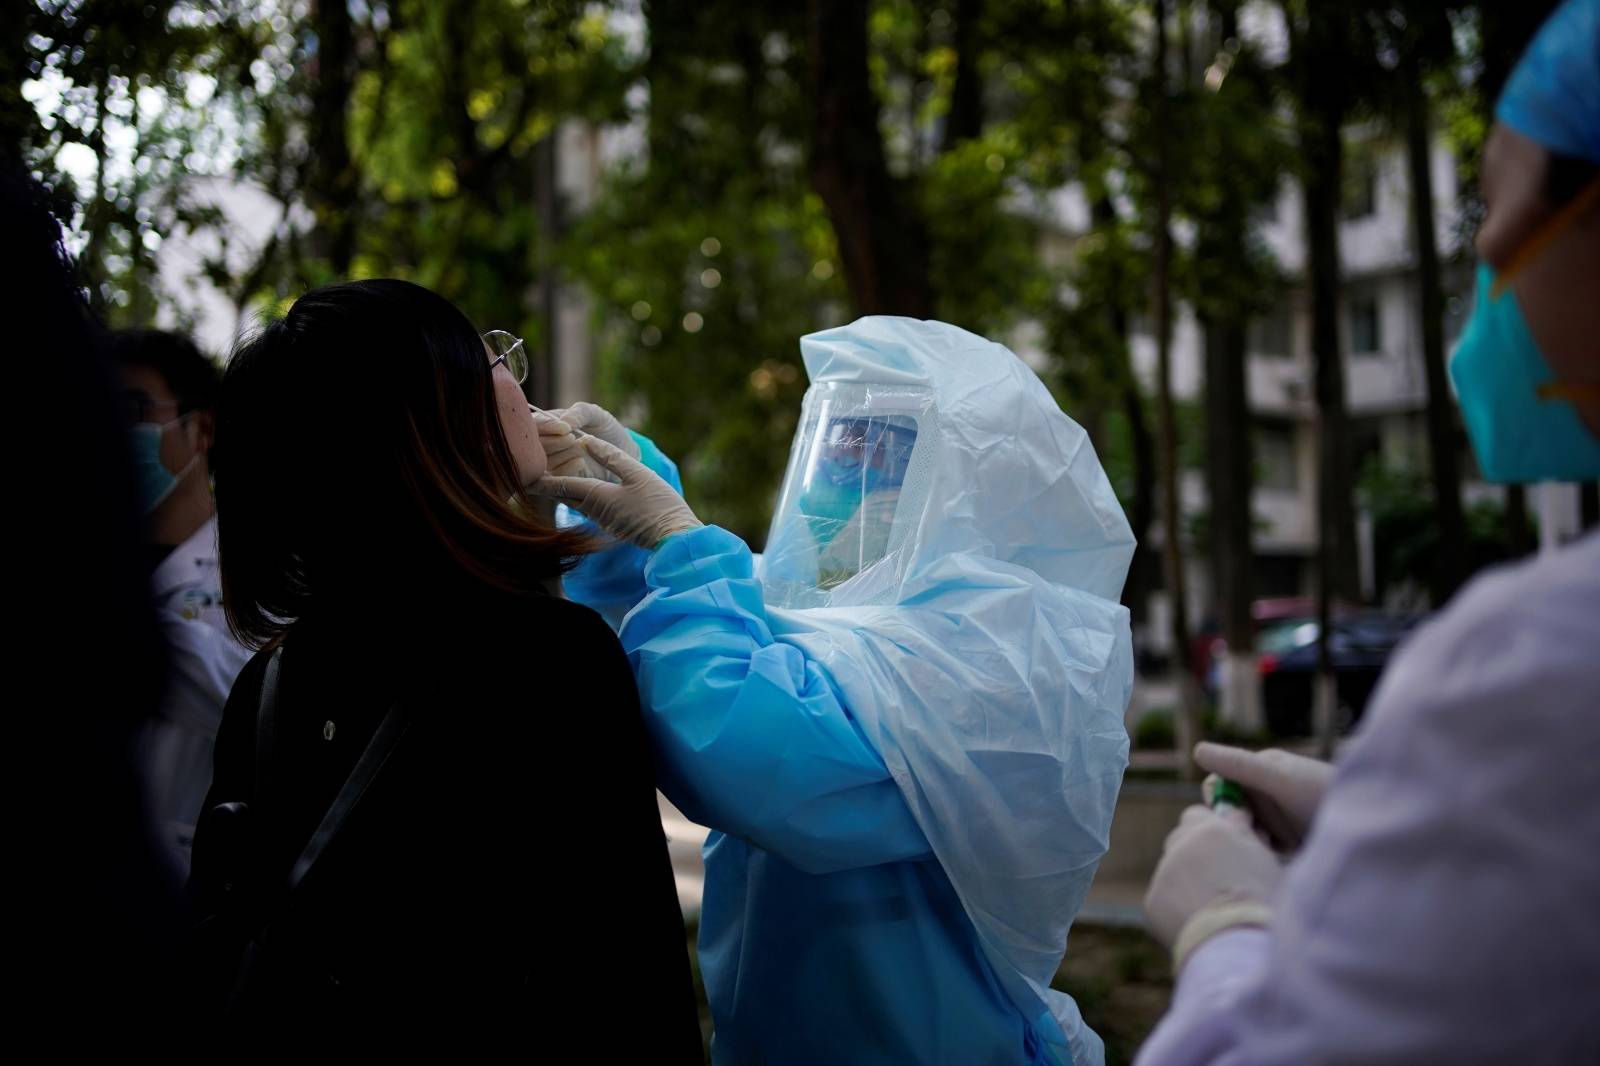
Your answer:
[1249,306,1293,359]
[1348,291,1381,354]
[1254,421,1298,493]
[1342,148,1378,220]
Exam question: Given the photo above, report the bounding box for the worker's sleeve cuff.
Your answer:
[1172,900,1274,974]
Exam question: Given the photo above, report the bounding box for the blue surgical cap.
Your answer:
[1496,0,1600,163]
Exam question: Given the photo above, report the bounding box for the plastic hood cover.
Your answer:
[764,316,1138,1065]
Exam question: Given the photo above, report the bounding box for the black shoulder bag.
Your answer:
[190,645,410,1017]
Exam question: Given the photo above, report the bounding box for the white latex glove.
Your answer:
[1144,805,1284,971]
[1194,741,1335,850]
[530,435,702,549]
[530,410,594,480]
[550,402,642,460]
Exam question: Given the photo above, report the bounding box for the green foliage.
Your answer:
[1358,456,1537,601]
[1200,705,1270,747]
[12,2,218,319]
[14,0,1502,563]
[16,1,636,341]
[562,1,832,540]
[568,166,842,540]
[1051,925,1174,1066]
[923,128,1051,336]
[1132,708,1176,750]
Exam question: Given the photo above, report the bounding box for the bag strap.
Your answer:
[285,699,408,892]
[254,646,283,801]
[221,647,411,1011]
[251,642,410,894]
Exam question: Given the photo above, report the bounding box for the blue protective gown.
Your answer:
[564,434,1068,1066]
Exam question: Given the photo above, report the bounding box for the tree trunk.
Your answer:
[644,0,696,167]
[1403,66,1466,606]
[1305,161,1359,602]
[1293,0,1358,757]
[1205,318,1260,731]
[1086,192,1159,628]
[1505,484,1533,556]
[942,0,984,152]
[126,86,156,325]
[1123,362,1159,618]
[0,6,38,169]
[1152,0,1202,776]
[309,0,357,275]
[85,67,110,317]
[807,0,935,317]
[532,133,559,410]
[1199,0,1258,732]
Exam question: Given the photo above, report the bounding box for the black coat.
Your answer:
[189,588,702,1058]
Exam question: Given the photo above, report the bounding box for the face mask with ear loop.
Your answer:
[129,413,202,513]
[1449,175,1600,482]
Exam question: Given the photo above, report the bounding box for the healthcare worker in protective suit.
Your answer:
[1134,3,1600,1063]
[536,319,1137,1066]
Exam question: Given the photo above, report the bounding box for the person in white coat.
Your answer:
[1136,3,1600,1063]
[114,329,251,873]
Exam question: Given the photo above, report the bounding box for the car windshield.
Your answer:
[1258,619,1319,654]
[1340,615,1413,649]
[1257,614,1416,656]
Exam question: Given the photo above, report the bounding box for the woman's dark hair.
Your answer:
[214,279,593,648]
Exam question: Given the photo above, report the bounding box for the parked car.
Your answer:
[1254,613,1422,736]
[1190,598,1361,697]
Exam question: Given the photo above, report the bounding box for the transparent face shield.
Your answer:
[762,384,935,608]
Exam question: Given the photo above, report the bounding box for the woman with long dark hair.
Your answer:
[190,279,701,1054]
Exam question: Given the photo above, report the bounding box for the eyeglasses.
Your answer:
[483,330,529,386]
[117,390,181,427]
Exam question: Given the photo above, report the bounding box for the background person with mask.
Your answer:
[1134,3,1600,1062]
[112,329,252,874]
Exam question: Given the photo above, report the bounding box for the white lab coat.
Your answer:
[137,517,252,875]
[1136,530,1600,1065]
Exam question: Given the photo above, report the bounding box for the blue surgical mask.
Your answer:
[1449,262,1600,483]
[798,471,868,548]
[794,418,919,549]
[129,416,197,513]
